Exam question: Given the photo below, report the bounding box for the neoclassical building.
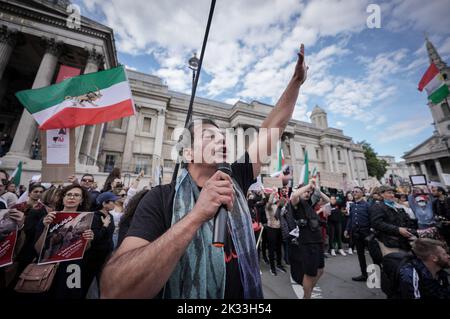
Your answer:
[0,0,369,188]
[403,39,450,186]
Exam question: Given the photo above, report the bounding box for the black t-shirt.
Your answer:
[126,152,256,299]
[290,199,323,244]
[328,203,342,223]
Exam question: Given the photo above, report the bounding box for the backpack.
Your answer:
[380,251,414,299]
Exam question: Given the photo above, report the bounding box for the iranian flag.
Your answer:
[418,63,449,104]
[270,141,285,177]
[9,161,22,186]
[15,66,135,130]
[299,151,309,186]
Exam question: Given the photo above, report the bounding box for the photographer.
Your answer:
[370,185,418,255]
[288,180,325,299]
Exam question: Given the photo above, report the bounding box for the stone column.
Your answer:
[349,149,361,184]
[8,38,62,158]
[326,144,334,172]
[332,145,340,173]
[236,126,245,160]
[363,159,369,179]
[434,159,445,185]
[78,48,104,164]
[0,26,17,80]
[419,161,429,180]
[151,109,166,175]
[347,149,356,182]
[122,116,137,169]
[344,147,353,180]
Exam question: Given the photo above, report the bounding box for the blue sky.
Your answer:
[74,0,450,161]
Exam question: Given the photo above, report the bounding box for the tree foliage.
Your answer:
[359,140,388,180]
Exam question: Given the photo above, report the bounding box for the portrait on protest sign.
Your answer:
[38,212,94,265]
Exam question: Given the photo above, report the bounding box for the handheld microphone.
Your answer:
[212,162,232,247]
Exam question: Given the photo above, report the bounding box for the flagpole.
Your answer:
[171,0,216,184]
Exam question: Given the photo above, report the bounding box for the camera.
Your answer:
[297,219,308,228]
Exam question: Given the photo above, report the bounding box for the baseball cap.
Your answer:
[96,192,119,205]
[415,195,427,202]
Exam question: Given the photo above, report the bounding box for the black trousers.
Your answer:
[353,231,370,276]
[266,226,282,268]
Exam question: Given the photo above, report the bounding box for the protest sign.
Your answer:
[263,177,283,189]
[38,212,94,265]
[409,174,427,186]
[0,210,18,268]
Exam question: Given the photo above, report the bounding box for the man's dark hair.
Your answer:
[353,186,364,192]
[29,183,45,193]
[0,169,9,180]
[81,173,94,181]
[412,238,448,261]
[179,118,219,168]
[437,186,447,196]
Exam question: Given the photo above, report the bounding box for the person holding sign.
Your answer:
[33,185,94,299]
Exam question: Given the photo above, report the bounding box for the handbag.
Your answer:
[14,262,59,293]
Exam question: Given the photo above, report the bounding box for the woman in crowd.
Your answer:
[102,167,121,193]
[327,195,346,256]
[343,191,355,255]
[110,189,127,248]
[33,184,94,299]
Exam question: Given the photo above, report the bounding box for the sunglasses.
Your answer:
[119,194,127,198]
[81,178,94,183]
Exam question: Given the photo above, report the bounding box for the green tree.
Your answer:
[359,141,388,180]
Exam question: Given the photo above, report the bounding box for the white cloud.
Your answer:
[386,0,450,34]
[300,0,369,36]
[124,64,137,71]
[377,118,430,143]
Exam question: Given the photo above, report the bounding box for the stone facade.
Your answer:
[0,0,369,188]
[403,38,450,186]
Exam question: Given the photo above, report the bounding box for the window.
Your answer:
[134,156,151,174]
[338,150,341,161]
[164,159,174,169]
[316,149,320,160]
[110,118,123,129]
[104,154,116,173]
[442,102,450,118]
[166,126,175,140]
[143,117,152,133]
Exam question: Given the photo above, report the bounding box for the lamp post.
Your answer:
[188,52,199,89]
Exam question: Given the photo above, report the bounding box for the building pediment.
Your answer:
[403,135,447,162]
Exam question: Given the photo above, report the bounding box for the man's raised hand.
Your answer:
[293,43,307,85]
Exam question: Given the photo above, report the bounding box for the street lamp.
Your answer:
[188,52,199,88]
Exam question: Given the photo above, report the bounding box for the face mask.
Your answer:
[417,201,427,207]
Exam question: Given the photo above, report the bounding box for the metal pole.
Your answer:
[171,0,216,184]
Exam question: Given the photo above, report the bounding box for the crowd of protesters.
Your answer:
[0,167,145,299]
[246,180,450,299]
[1,163,450,299]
